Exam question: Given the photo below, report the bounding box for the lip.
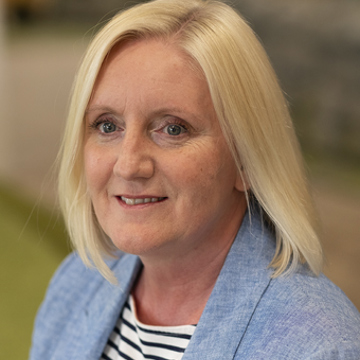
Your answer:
[115,195,168,207]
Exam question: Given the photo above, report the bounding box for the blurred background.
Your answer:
[1,0,359,358]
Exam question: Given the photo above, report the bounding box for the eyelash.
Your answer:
[88,117,118,131]
[161,118,188,134]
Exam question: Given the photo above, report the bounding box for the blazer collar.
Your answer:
[182,208,275,359]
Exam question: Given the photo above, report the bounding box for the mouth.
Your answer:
[118,196,167,206]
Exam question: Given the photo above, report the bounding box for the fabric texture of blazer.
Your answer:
[30,209,360,359]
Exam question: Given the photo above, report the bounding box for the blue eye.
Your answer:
[100,122,117,133]
[165,124,186,136]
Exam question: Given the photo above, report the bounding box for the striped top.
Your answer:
[101,295,196,360]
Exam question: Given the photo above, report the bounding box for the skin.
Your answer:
[84,39,248,325]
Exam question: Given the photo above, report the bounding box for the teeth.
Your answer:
[121,196,165,205]
[125,198,135,205]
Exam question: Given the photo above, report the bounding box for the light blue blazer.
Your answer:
[30,209,360,359]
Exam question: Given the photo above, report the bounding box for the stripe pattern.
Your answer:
[101,295,196,360]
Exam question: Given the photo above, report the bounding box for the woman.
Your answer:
[30,0,360,359]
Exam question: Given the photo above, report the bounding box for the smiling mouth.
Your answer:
[119,196,167,206]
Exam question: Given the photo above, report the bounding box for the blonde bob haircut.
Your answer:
[58,0,322,283]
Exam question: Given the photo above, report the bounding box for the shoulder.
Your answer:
[29,252,137,359]
[239,269,360,359]
[29,253,106,356]
[36,252,111,313]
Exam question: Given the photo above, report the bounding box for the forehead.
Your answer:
[95,38,204,91]
[89,39,215,118]
[103,37,202,76]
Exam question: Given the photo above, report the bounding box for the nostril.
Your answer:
[113,148,155,180]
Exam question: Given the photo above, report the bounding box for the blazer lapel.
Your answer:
[183,210,275,359]
[81,254,142,360]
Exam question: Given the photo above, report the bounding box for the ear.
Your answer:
[235,166,250,192]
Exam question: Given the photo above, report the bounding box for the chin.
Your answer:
[110,233,164,257]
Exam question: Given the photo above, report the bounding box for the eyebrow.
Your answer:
[85,105,197,118]
[85,106,116,115]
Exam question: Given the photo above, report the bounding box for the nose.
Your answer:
[113,130,155,181]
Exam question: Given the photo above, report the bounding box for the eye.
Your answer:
[99,122,117,133]
[164,124,187,136]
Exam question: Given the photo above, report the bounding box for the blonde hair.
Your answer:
[58,0,322,282]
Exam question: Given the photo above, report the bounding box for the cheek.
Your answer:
[167,142,237,197]
[198,141,237,182]
[84,142,113,193]
[162,148,208,186]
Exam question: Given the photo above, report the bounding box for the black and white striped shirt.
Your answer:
[101,295,196,360]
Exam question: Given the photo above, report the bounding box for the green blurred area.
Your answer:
[0,182,70,359]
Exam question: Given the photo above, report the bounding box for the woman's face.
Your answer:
[84,39,246,260]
